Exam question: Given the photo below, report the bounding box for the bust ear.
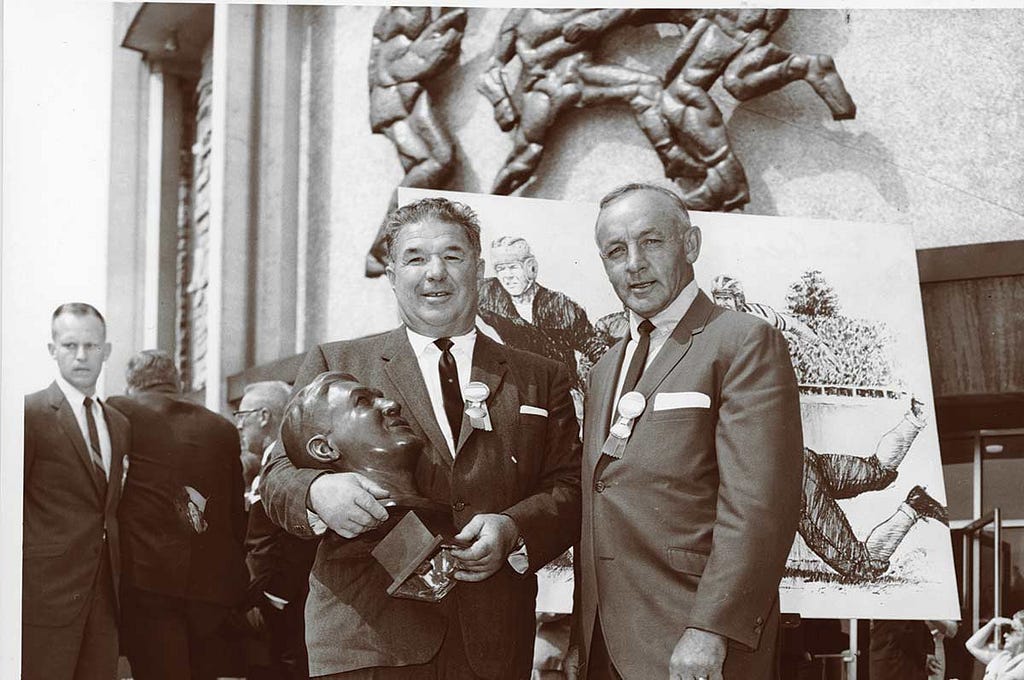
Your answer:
[306,435,340,464]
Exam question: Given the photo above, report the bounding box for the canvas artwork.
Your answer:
[398,187,960,620]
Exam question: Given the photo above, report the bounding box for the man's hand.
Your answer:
[308,472,390,538]
[449,513,519,582]
[926,654,941,675]
[669,628,727,680]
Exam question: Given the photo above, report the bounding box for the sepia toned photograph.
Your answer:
[3,3,1023,680]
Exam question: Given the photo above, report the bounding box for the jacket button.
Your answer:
[452,500,466,512]
[595,481,606,493]
[755,616,764,624]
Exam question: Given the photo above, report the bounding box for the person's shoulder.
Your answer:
[315,329,395,357]
[496,338,565,376]
[706,304,779,338]
[24,384,57,411]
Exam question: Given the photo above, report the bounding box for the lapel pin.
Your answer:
[601,391,646,458]
[463,381,492,431]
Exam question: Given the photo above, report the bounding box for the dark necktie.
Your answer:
[434,338,463,445]
[619,319,656,396]
[83,397,108,490]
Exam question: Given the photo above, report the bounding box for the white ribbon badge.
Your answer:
[601,391,646,458]
[463,381,492,431]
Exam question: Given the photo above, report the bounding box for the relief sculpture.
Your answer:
[367,8,857,276]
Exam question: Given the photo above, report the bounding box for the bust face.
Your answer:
[317,378,422,472]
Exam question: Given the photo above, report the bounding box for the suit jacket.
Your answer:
[260,327,582,679]
[23,381,129,627]
[579,291,803,679]
[107,395,192,599]
[129,391,248,608]
[244,492,319,608]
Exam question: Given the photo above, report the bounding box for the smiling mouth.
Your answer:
[422,291,451,300]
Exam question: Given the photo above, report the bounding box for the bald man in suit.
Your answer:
[23,303,129,680]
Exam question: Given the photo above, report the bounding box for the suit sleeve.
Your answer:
[260,345,331,537]
[23,398,36,487]
[501,361,582,571]
[688,322,803,650]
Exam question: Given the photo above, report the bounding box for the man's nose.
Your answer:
[425,255,447,280]
[74,345,89,360]
[624,243,646,273]
[376,397,399,416]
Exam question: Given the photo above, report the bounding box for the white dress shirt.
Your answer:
[55,373,112,477]
[406,327,477,456]
[610,279,700,425]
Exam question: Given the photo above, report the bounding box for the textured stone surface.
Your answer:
[304,7,1023,344]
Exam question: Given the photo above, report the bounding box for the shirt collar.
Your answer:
[406,326,477,358]
[55,372,103,407]
[628,278,700,340]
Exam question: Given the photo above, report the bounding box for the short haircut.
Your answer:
[598,182,692,228]
[125,349,180,392]
[51,302,106,337]
[240,380,292,420]
[280,371,358,469]
[382,197,481,262]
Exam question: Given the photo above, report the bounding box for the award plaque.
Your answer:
[371,511,460,602]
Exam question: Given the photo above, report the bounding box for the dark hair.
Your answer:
[280,371,358,469]
[125,349,180,392]
[51,302,106,336]
[599,182,692,227]
[382,197,481,263]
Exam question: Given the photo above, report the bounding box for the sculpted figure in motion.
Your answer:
[479,8,856,212]
[365,7,467,277]
[477,9,667,196]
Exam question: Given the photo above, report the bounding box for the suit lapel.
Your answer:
[586,338,626,473]
[49,383,105,498]
[380,328,453,463]
[635,291,716,399]
[456,335,510,456]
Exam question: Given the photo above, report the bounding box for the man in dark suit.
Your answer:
[579,184,803,680]
[238,380,318,680]
[107,367,193,680]
[23,302,129,680]
[119,349,249,680]
[260,196,581,679]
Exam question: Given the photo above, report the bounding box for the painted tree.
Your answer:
[787,269,840,317]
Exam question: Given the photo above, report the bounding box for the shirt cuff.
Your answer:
[507,537,529,574]
[306,509,328,536]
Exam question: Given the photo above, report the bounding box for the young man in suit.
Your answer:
[119,350,249,680]
[260,197,581,679]
[23,302,129,680]
[579,183,803,680]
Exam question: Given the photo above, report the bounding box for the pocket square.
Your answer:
[520,405,548,417]
[653,391,710,411]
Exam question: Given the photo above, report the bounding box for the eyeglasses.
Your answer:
[232,409,263,424]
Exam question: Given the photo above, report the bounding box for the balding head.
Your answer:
[237,380,292,456]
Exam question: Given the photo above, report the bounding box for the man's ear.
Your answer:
[47,342,57,360]
[683,225,702,265]
[306,435,340,464]
[258,407,271,428]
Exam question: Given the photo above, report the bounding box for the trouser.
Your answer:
[120,586,191,680]
[799,448,896,578]
[23,547,119,680]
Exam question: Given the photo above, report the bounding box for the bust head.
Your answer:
[280,371,424,502]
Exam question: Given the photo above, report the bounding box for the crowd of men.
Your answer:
[25,182,808,680]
